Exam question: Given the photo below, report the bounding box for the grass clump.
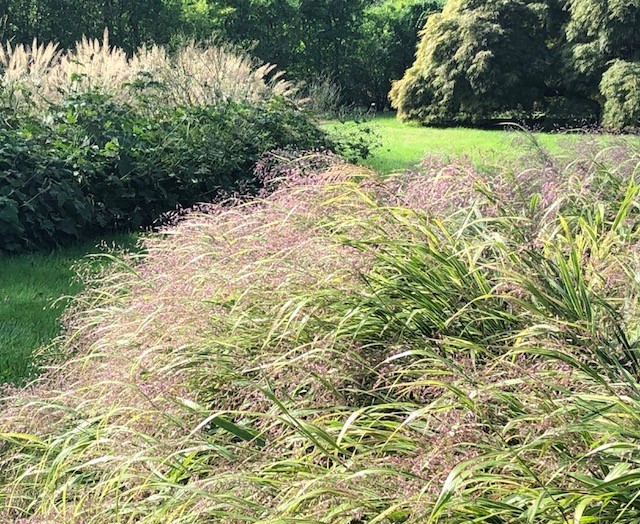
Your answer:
[0,32,295,114]
[3,142,640,522]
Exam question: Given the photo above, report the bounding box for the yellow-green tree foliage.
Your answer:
[600,60,640,129]
[564,0,640,98]
[390,0,554,124]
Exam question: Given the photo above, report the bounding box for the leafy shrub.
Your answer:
[0,35,380,252]
[53,92,331,230]
[0,127,93,251]
[0,91,336,252]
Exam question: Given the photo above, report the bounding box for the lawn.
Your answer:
[343,113,583,173]
[0,235,138,385]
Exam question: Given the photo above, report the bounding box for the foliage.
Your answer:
[0,125,93,252]
[390,0,558,124]
[0,0,181,52]
[564,0,640,99]
[4,142,640,521]
[600,60,640,129]
[356,0,443,106]
[0,0,444,107]
[0,91,336,252]
[391,0,640,128]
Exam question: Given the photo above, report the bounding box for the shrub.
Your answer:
[52,92,331,230]
[0,126,93,251]
[0,91,335,252]
[0,35,379,252]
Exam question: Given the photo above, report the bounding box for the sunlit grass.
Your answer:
[5,117,640,522]
[1,116,629,386]
[351,113,614,173]
[3,143,640,522]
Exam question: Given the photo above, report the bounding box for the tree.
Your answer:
[211,0,443,106]
[212,0,302,70]
[0,0,181,51]
[562,0,640,126]
[224,0,370,104]
[564,0,640,99]
[354,0,443,106]
[600,60,640,128]
[390,0,559,124]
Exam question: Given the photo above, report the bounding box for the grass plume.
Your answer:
[0,31,296,115]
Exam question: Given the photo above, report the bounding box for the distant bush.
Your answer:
[390,0,553,124]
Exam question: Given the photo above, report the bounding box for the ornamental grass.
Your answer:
[3,142,640,522]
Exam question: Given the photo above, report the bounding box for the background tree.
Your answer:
[217,0,371,104]
[564,0,640,99]
[390,0,557,124]
[599,60,640,129]
[353,0,442,106]
[560,0,640,126]
[200,0,443,106]
[210,0,302,69]
[0,0,181,51]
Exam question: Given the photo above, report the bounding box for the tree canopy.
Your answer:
[0,0,180,51]
[391,0,640,128]
[564,0,640,95]
[3,0,640,127]
[390,0,557,123]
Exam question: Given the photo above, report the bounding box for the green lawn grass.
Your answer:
[338,113,582,174]
[0,235,138,385]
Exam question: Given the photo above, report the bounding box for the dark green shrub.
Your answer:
[48,92,332,231]
[0,92,338,252]
[0,127,93,252]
